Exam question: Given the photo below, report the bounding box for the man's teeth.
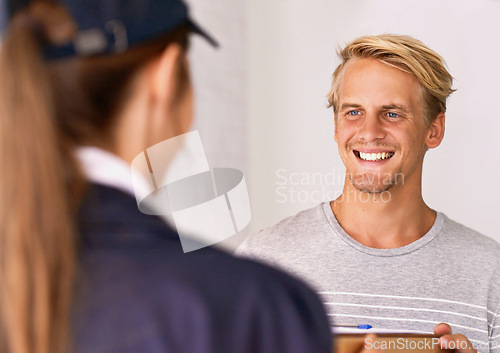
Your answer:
[358,152,394,161]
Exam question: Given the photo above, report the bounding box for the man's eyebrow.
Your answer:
[381,104,410,113]
[339,103,363,111]
[339,103,411,113]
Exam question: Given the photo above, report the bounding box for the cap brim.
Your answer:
[188,20,219,48]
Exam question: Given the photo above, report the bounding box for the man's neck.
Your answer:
[331,179,436,249]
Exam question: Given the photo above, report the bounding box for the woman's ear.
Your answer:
[426,112,445,149]
[149,43,183,105]
[144,41,192,141]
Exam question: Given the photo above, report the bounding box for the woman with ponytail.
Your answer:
[0,1,332,353]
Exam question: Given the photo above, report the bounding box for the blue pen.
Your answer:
[333,324,372,329]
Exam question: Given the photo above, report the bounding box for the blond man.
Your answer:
[237,35,500,353]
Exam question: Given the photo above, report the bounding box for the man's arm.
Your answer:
[489,268,500,353]
[490,305,500,353]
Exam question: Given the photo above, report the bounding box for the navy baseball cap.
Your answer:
[5,0,218,60]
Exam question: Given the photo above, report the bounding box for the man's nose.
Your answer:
[358,113,386,142]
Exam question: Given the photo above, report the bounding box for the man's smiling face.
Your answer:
[334,58,433,194]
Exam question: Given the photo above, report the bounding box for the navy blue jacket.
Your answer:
[73,184,332,353]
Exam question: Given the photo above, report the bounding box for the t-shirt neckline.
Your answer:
[321,202,445,257]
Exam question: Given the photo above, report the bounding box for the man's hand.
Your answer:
[434,323,477,353]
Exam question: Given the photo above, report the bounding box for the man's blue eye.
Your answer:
[387,112,399,118]
[348,110,360,116]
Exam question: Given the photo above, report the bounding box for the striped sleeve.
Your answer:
[487,264,500,352]
[489,305,500,352]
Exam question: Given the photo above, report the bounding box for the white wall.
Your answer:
[187,0,251,248]
[248,0,500,242]
[188,0,248,175]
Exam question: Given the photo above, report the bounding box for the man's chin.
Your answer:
[347,170,403,194]
[352,182,393,194]
[348,175,396,194]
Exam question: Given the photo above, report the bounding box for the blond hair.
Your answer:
[327,34,455,123]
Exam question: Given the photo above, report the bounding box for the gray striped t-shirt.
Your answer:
[236,203,500,353]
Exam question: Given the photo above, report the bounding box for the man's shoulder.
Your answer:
[236,203,327,255]
[257,203,326,237]
[440,213,500,259]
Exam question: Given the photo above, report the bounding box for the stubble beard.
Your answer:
[348,168,403,194]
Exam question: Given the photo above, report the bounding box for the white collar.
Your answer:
[75,146,149,198]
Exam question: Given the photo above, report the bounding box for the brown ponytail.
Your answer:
[0,4,77,353]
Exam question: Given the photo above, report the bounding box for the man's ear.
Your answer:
[149,43,183,105]
[426,112,445,149]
